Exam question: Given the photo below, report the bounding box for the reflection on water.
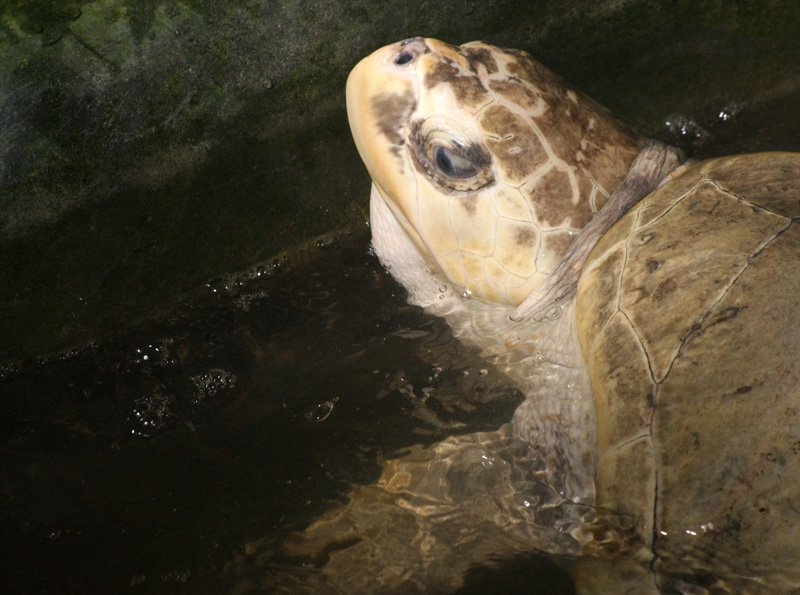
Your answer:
[2,88,799,594]
[229,426,591,594]
[1,234,542,593]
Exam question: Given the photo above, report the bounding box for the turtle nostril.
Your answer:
[393,38,427,66]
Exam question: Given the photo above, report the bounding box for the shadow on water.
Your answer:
[2,86,799,593]
[1,232,530,593]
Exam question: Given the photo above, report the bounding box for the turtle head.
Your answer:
[347,38,641,306]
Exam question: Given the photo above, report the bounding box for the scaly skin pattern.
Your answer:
[349,39,672,506]
[347,37,800,594]
[349,38,644,504]
[348,37,641,307]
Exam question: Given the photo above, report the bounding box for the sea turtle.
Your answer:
[345,38,800,593]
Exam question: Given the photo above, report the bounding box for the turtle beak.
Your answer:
[345,39,427,178]
[346,37,468,188]
[346,40,425,217]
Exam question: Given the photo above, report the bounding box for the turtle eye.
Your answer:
[433,144,478,179]
[409,119,494,192]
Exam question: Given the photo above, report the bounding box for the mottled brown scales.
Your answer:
[524,168,593,229]
[424,58,491,108]
[578,173,602,213]
[488,79,543,112]
[711,305,740,325]
[424,60,460,90]
[503,51,566,92]
[461,46,499,75]
[513,225,537,246]
[503,73,640,196]
[370,90,416,149]
[479,104,548,184]
[536,96,607,168]
[492,51,639,214]
[449,74,490,107]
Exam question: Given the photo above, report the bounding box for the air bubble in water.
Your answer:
[129,386,175,438]
[305,396,338,422]
[128,340,175,370]
[663,116,710,143]
[206,277,226,294]
[191,368,237,404]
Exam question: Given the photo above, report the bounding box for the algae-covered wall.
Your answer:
[2,0,799,360]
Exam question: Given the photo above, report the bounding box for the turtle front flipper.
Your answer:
[512,140,686,323]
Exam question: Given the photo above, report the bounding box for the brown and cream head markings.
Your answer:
[343,38,800,593]
[346,37,641,307]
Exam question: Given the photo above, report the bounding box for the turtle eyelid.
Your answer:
[408,118,494,192]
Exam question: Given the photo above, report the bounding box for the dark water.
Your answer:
[1,234,531,594]
[2,88,799,594]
